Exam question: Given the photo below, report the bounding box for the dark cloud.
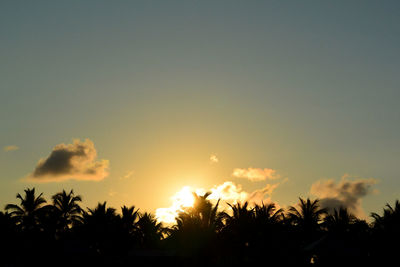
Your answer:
[310,176,377,218]
[28,139,109,182]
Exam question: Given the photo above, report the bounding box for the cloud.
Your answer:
[210,154,219,164]
[4,145,19,152]
[27,139,109,182]
[310,175,377,218]
[247,183,280,204]
[232,167,279,181]
[208,181,248,203]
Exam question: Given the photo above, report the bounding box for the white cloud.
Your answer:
[232,167,279,181]
[208,181,248,203]
[210,154,219,164]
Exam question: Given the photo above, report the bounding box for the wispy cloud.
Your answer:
[3,145,19,152]
[232,167,279,181]
[310,175,377,218]
[121,170,134,180]
[27,139,109,182]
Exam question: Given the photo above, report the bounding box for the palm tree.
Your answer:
[386,200,400,216]
[81,202,122,257]
[225,201,254,223]
[370,200,400,264]
[83,202,119,227]
[250,202,288,265]
[52,189,82,232]
[219,201,256,263]
[5,188,47,231]
[324,207,356,233]
[137,212,164,249]
[190,192,222,230]
[371,200,400,232]
[172,192,223,233]
[254,202,283,225]
[166,192,223,261]
[287,198,327,236]
[287,198,327,265]
[222,201,255,239]
[120,205,139,235]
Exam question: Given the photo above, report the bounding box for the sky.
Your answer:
[1,1,400,222]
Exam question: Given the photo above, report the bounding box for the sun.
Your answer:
[155,186,201,224]
[172,186,195,208]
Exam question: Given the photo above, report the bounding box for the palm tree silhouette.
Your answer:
[120,205,139,235]
[4,187,400,265]
[137,212,164,249]
[219,201,256,264]
[254,202,283,225]
[80,202,124,260]
[250,202,287,265]
[287,198,327,265]
[172,192,223,233]
[191,192,222,230]
[370,200,400,264]
[120,205,140,249]
[52,189,83,232]
[224,201,254,225]
[371,199,400,232]
[288,197,326,235]
[167,192,223,263]
[324,207,356,233]
[5,188,47,231]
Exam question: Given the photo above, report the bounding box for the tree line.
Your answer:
[0,188,399,266]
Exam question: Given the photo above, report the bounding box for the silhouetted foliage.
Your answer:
[5,188,47,232]
[288,198,327,236]
[137,212,164,249]
[52,189,83,233]
[369,200,400,265]
[1,187,399,266]
[167,192,222,264]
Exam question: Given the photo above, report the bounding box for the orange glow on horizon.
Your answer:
[155,186,207,224]
[155,181,250,224]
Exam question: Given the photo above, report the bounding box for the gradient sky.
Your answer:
[1,1,400,219]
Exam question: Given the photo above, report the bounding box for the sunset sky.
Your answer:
[1,1,400,222]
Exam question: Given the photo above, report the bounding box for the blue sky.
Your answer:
[1,1,399,220]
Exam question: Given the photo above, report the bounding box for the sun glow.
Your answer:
[155,182,249,224]
[155,179,281,224]
[155,186,205,224]
[172,186,196,208]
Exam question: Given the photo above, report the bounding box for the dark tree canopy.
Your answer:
[1,187,398,266]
